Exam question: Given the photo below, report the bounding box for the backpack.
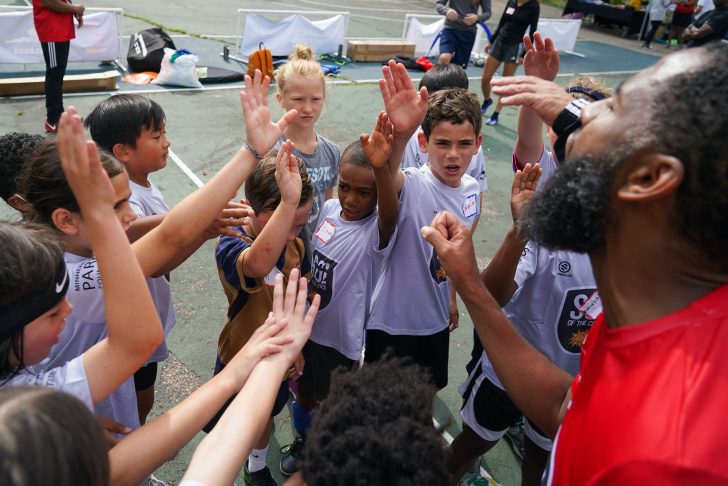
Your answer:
[247,43,274,79]
[127,28,176,73]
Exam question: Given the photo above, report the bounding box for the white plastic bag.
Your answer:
[152,48,203,88]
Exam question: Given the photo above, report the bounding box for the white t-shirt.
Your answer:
[697,0,715,13]
[128,179,176,363]
[4,355,93,411]
[309,199,396,360]
[402,129,488,193]
[368,166,480,335]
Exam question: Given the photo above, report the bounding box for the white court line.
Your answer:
[168,148,204,188]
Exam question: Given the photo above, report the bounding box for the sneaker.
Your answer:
[504,424,525,461]
[243,463,277,486]
[485,113,499,126]
[279,436,305,476]
[44,121,57,133]
[480,98,493,115]
[641,43,653,49]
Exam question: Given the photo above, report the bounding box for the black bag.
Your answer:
[127,28,176,73]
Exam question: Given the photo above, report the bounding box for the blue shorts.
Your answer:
[439,28,476,68]
[202,354,290,433]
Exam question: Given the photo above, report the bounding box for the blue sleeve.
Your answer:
[215,235,255,292]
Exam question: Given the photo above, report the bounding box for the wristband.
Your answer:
[244,141,264,160]
[552,99,589,161]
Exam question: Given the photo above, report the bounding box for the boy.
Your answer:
[436,0,492,68]
[84,94,175,426]
[0,132,44,215]
[279,112,399,476]
[364,62,482,391]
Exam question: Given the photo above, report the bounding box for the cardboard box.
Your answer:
[0,70,118,97]
[347,40,416,62]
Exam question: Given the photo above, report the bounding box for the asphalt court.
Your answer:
[0,0,661,484]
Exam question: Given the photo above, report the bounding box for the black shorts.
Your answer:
[299,340,356,401]
[672,11,693,28]
[489,38,521,64]
[134,362,158,391]
[364,327,450,389]
[459,362,551,450]
[202,354,289,433]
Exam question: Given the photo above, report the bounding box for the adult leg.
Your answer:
[480,55,502,102]
[487,62,518,125]
[643,20,662,46]
[40,41,70,128]
[521,435,550,486]
[439,52,454,65]
[439,29,457,65]
[448,425,498,486]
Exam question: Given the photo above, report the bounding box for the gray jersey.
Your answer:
[368,166,480,335]
[309,200,395,360]
[436,0,493,31]
[402,129,488,192]
[128,179,175,364]
[277,134,341,244]
[5,355,92,410]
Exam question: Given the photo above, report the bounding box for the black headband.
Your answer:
[0,261,69,341]
[566,86,607,101]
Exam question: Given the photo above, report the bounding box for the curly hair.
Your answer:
[301,356,449,486]
[0,132,44,203]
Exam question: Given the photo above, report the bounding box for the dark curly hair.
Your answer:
[0,132,44,203]
[301,356,449,486]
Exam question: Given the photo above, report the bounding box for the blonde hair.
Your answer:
[275,44,326,95]
[567,76,612,101]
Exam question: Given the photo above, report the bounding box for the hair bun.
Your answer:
[290,44,314,61]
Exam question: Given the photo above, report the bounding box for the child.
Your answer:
[278,111,399,476]
[214,130,314,484]
[364,62,482,391]
[274,44,341,250]
[0,132,44,216]
[84,94,175,425]
[20,70,298,438]
[436,0,492,68]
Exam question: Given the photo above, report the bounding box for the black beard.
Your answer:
[519,154,619,253]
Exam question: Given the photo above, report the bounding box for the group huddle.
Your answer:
[0,33,727,486]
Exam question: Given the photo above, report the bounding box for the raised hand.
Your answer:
[240,70,298,157]
[271,268,320,362]
[510,163,542,223]
[379,60,428,136]
[361,111,394,169]
[522,33,560,81]
[202,201,255,239]
[491,76,573,126]
[56,107,115,215]
[275,140,303,206]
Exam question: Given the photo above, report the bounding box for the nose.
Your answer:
[163,134,171,149]
[123,204,137,224]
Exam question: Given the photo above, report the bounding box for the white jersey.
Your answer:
[309,200,396,360]
[482,147,598,389]
[368,166,480,335]
[4,355,93,411]
[128,179,176,363]
[402,128,488,193]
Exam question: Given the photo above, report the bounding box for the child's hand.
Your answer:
[270,268,320,363]
[95,415,131,449]
[202,201,254,239]
[287,352,305,381]
[522,33,560,82]
[275,140,302,206]
[224,313,293,391]
[240,70,299,158]
[361,111,394,169]
[510,163,542,223]
[379,60,428,136]
[57,107,115,216]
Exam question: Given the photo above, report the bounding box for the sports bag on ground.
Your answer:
[127,28,176,73]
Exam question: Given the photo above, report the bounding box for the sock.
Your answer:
[291,399,312,435]
[248,446,268,473]
[491,111,500,118]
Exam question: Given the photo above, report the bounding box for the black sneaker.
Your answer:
[480,98,493,115]
[279,436,305,476]
[243,462,277,486]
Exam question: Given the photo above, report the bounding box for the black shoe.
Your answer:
[243,462,277,486]
[279,436,305,476]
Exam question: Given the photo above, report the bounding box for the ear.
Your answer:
[51,208,82,236]
[112,143,132,163]
[474,133,483,155]
[617,153,684,202]
[275,91,283,107]
[417,131,429,153]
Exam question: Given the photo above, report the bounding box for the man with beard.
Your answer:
[421,43,728,483]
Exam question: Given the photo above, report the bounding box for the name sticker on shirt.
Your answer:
[579,291,603,320]
[505,6,516,14]
[315,219,336,244]
[462,194,478,219]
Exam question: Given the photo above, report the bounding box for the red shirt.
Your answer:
[549,284,728,484]
[675,1,696,14]
[33,0,75,43]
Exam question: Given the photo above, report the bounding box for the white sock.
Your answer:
[248,447,268,473]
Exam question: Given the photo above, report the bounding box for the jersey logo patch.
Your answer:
[308,198,320,225]
[314,219,336,244]
[556,287,598,353]
[311,250,338,309]
[264,266,283,287]
[429,249,448,284]
[462,194,478,218]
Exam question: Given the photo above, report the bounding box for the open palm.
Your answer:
[523,33,560,81]
[510,163,542,222]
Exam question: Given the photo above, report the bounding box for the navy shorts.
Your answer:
[439,28,477,68]
[202,354,290,433]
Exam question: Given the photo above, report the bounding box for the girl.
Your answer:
[213,137,314,484]
[275,44,341,248]
[479,0,540,126]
